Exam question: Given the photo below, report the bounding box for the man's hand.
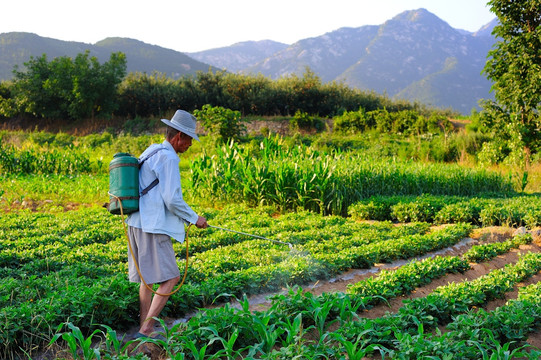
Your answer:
[195,215,208,229]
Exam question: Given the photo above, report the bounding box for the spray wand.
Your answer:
[208,225,294,250]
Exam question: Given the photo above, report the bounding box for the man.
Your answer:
[126,109,208,339]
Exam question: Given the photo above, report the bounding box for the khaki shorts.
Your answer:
[127,226,180,284]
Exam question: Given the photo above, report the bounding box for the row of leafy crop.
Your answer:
[335,252,541,357]
[348,193,541,228]
[273,252,541,359]
[0,205,471,356]
[49,234,540,359]
[346,233,533,299]
[0,174,109,212]
[271,232,533,324]
[186,250,540,359]
[191,136,513,216]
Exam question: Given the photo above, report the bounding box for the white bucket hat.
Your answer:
[161,110,200,142]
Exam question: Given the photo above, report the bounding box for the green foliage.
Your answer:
[333,108,372,134]
[194,104,245,142]
[0,81,16,118]
[192,136,513,216]
[463,233,532,263]
[0,143,93,174]
[333,107,454,139]
[289,110,325,133]
[1,127,540,358]
[1,55,456,125]
[481,0,541,164]
[0,204,471,355]
[337,253,541,357]
[347,256,471,301]
[117,71,198,118]
[8,51,126,120]
[390,194,452,223]
[349,194,541,228]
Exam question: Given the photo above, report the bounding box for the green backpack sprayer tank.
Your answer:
[107,148,164,215]
[108,152,140,215]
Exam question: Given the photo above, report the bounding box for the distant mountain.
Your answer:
[244,26,380,83]
[474,18,498,37]
[238,9,497,113]
[187,40,288,72]
[0,9,499,114]
[0,33,214,81]
[94,37,215,78]
[336,9,495,112]
[0,33,97,80]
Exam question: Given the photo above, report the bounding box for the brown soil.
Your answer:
[6,199,87,212]
[1,116,300,137]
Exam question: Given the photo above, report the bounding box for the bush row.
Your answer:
[1,62,432,121]
[333,107,453,136]
[349,193,541,228]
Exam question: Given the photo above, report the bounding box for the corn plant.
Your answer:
[331,332,388,360]
[251,313,285,353]
[280,313,311,348]
[49,322,103,360]
[191,136,513,216]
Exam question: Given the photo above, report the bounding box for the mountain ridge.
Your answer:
[0,33,214,81]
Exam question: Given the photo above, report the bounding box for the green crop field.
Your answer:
[1,128,540,360]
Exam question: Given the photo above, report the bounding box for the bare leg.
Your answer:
[139,284,153,328]
[138,276,180,335]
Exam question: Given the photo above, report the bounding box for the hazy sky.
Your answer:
[1,0,495,53]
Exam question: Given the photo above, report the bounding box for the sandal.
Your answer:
[133,332,167,341]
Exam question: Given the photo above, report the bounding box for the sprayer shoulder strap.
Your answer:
[138,147,165,196]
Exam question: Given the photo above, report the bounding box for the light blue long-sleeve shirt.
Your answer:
[126,140,198,242]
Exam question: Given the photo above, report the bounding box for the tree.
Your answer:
[11,51,126,120]
[482,0,541,164]
[11,54,66,118]
[69,51,127,119]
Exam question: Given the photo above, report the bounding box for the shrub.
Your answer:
[194,104,245,142]
[289,110,325,133]
[434,202,477,224]
[333,108,371,134]
[390,195,452,223]
[349,195,409,221]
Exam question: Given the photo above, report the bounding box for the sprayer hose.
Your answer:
[109,193,189,297]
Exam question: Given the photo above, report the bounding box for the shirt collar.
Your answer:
[163,140,175,152]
